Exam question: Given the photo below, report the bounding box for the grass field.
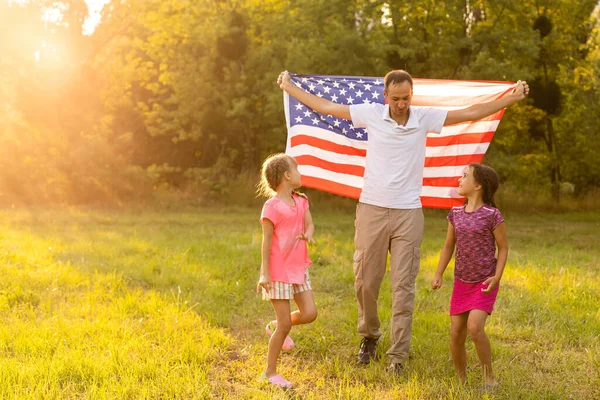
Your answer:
[0,206,598,399]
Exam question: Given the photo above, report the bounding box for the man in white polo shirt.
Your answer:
[277,70,528,373]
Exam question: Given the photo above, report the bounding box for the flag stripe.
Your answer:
[421,197,466,209]
[301,175,362,199]
[424,154,484,168]
[295,155,365,176]
[426,131,496,147]
[291,135,366,157]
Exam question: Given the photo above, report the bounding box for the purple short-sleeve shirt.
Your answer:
[448,205,505,283]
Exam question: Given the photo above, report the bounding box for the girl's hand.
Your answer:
[431,274,443,290]
[297,232,315,244]
[256,273,271,293]
[481,276,499,293]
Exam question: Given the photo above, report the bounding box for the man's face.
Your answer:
[383,81,412,121]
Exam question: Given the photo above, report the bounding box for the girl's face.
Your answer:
[457,166,480,196]
[286,158,302,189]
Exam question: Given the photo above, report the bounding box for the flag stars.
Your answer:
[348,82,356,90]
[355,90,364,97]
[295,116,303,123]
[372,92,380,99]
[331,94,339,102]
[317,79,325,85]
[333,81,340,88]
[323,87,331,94]
[312,118,320,125]
[356,132,363,139]
[346,97,354,104]
[294,81,303,88]
[308,83,316,92]
[364,84,372,91]
[301,77,309,83]
[363,99,371,104]
[317,92,323,98]
[333,119,341,127]
[339,88,347,96]
[303,110,312,117]
[295,103,304,110]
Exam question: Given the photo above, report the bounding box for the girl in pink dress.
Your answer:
[256,153,317,389]
[431,163,507,389]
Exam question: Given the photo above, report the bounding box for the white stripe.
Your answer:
[426,143,490,158]
[288,125,368,149]
[299,165,364,188]
[413,81,514,97]
[288,144,365,167]
[420,186,463,198]
[423,166,468,177]
[436,120,500,136]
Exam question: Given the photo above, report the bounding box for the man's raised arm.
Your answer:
[444,80,529,126]
[278,71,352,121]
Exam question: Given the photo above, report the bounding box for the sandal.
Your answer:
[265,321,295,351]
[259,373,293,389]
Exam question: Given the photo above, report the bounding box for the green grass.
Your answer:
[0,206,598,399]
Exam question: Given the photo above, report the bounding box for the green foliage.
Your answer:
[0,0,599,205]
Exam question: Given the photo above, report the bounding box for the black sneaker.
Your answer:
[357,337,378,364]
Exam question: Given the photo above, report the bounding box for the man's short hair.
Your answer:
[384,70,413,90]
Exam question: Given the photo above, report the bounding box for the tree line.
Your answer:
[1,0,599,206]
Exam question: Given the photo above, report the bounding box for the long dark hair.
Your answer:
[469,163,499,208]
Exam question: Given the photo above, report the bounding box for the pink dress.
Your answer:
[447,205,504,315]
[260,194,312,284]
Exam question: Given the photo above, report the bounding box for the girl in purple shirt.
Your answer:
[431,163,508,389]
[255,153,317,389]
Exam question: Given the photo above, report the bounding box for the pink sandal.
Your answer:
[259,373,293,389]
[265,321,294,351]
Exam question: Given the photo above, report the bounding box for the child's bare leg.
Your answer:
[269,290,317,328]
[291,290,317,326]
[265,300,292,377]
[450,313,469,383]
[467,309,498,386]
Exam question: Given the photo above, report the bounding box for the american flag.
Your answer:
[283,73,516,208]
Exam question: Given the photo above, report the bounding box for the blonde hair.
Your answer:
[256,153,297,197]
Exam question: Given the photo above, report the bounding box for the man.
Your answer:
[277,70,528,373]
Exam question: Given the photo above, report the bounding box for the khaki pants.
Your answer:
[353,203,424,364]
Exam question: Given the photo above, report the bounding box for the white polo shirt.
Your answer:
[349,103,447,209]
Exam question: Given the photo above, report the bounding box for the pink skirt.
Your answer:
[450,278,499,315]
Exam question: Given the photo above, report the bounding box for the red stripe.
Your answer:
[291,135,366,157]
[301,176,361,199]
[292,130,498,150]
[424,154,485,168]
[296,154,482,179]
[295,155,365,176]
[421,196,465,209]
[423,177,460,187]
[426,131,495,147]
